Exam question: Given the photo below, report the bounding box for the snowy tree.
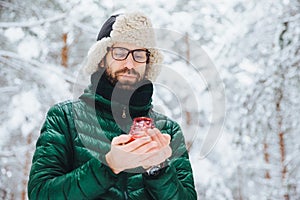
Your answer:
[0,0,83,198]
[222,0,300,199]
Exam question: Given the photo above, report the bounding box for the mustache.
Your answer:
[115,68,140,78]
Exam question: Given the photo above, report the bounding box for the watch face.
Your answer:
[149,166,161,176]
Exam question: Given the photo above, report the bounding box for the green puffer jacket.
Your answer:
[28,87,197,200]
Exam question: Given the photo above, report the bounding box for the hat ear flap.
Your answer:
[84,38,113,74]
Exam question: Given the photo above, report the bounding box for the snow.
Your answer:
[236,72,253,85]
[171,12,194,32]
[17,37,40,59]
[7,90,42,137]
[4,27,24,42]
[39,67,72,101]
[0,126,9,146]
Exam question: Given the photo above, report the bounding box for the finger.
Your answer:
[122,136,152,151]
[111,134,132,145]
[153,129,171,147]
[162,145,172,158]
[148,128,163,146]
[161,134,171,145]
[130,130,147,139]
[134,141,159,153]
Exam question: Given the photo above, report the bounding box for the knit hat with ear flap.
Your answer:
[84,12,164,81]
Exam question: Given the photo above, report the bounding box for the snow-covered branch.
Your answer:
[0,151,15,157]
[0,86,19,93]
[0,50,76,84]
[0,13,67,28]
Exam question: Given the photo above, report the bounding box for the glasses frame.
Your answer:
[107,47,150,63]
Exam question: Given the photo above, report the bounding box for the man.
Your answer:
[28,12,197,199]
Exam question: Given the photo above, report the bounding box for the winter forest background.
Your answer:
[1,0,300,199]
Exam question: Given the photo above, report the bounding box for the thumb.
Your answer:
[112,134,132,145]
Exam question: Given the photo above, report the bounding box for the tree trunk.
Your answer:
[263,142,271,179]
[61,33,68,67]
[276,88,288,199]
[277,21,289,200]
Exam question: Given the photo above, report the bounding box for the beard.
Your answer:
[105,67,142,90]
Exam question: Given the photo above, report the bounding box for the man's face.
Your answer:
[104,42,148,88]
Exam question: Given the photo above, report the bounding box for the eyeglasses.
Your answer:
[107,47,150,63]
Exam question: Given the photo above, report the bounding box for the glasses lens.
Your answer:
[133,50,148,63]
[112,47,128,60]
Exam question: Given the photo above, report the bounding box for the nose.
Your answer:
[124,54,135,69]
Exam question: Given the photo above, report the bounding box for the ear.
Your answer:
[100,60,104,67]
[98,59,105,69]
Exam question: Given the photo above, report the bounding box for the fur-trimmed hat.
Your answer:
[84,12,163,81]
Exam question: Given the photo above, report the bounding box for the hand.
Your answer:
[105,134,159,174]
[141,128,172,169]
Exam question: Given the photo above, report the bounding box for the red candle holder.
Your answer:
[128,117,155,142]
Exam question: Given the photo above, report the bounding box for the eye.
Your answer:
[113,48,128,58]
[134,51,147,59]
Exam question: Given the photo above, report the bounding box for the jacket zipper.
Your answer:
[122,106,126,119]
[124,191,128,200]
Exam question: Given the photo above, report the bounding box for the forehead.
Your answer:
[113,42,146,50]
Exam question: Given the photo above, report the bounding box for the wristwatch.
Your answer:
[145,160,169,177]
[145,165,162,176]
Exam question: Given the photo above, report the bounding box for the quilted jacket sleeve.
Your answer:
[28,104,117,200]
[142,121,197,200]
